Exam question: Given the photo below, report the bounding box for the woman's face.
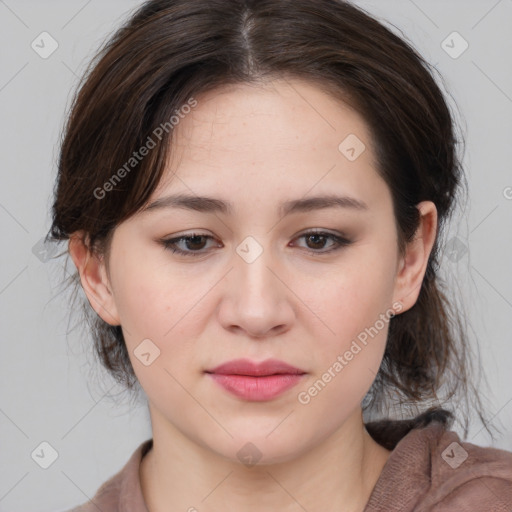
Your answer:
[81,78,433,464]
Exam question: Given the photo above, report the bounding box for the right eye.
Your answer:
[160,233,222,257]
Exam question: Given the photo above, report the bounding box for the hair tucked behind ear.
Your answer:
[49,0,491,437]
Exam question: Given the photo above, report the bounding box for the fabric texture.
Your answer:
[66,420,512,511]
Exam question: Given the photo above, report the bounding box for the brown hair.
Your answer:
[48,0,489,435]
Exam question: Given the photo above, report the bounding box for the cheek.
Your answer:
[112,269,199,396]
[110,257,218,391]
[295,275,392,415]
[111,252,207,340]
[113,276,165,337]
[310,251,395,338]
[295,250,396,391]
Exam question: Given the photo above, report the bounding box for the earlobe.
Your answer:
[68,232,121,326]
[392,201,437,314]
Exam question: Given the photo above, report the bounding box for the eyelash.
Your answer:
[160,230,353,257]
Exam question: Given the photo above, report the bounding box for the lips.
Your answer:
[205,358,306,401]
[206,358,306,376]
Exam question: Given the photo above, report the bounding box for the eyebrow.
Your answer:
[142,193,369,216]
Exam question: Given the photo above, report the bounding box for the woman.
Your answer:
[49,0,512,510]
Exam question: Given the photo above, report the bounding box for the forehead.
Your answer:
[152,78,385,211]
[172,78,372,157]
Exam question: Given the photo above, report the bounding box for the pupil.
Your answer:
[308,234,325,249]
[187,236,205,250]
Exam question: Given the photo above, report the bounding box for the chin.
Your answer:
[200,425,317,467]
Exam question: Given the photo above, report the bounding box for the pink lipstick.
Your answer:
[205,358,306,401]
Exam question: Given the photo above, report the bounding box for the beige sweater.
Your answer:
[67,420,512,511]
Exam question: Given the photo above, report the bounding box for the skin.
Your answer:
[69,78,437,512]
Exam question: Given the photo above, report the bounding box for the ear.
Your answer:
[392,201,437,314]
[68,232,120,325]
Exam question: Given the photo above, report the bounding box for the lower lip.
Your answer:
[206,373,305,401]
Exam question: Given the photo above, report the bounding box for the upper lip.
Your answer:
[205,358,306,376]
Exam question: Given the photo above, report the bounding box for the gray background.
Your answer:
[0,1,511,510]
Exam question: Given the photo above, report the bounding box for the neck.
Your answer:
[140,406,391,512]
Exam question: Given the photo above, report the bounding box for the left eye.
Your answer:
[293,231,351,252]
[160,231,352,257]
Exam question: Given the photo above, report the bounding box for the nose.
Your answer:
[217,242,295,339]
